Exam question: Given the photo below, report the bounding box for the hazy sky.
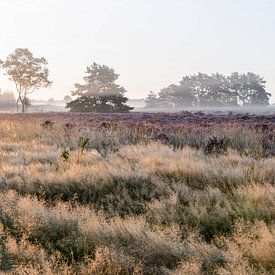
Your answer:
[0,0,275,102]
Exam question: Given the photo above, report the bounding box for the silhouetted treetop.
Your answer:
[145,72,271,109]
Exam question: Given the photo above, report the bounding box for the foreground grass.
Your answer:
[0,116,274,274]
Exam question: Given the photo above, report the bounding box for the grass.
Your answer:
[0,113,274,274]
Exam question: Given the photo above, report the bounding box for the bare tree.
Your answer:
[0,48,52,113]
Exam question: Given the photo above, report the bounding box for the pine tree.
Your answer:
[66,63,133,113]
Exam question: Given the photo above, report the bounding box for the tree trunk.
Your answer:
[16,98,20,113]
[19,97,25,114]
[21,102,25,114]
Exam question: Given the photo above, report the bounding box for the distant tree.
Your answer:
[245,73,270,106]
[228,72,249,106]
[158,85,177,108]
[0,48,52,113]
[146,72,270,109]
[63,95,72,103]
[66,63,133,112]
[228,72,270,106]
[0,90,16,108]
[145,91,162,108]
[206,73,226,106]
[221,74,239,106]
[157,83,195,108]
[48,98,55,104]
[198,73,233,107]
[192,73,214,107]
[174,76,197,107]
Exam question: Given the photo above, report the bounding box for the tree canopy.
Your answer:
[63,95,72,103]
[0,48,52,113]
[145,72,271,109]
[66,63,133,113]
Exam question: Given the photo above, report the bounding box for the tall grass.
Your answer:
[0,115,274,274]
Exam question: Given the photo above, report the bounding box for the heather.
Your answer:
[0,112,274,274]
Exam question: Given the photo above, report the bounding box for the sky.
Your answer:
[0,0,274,102]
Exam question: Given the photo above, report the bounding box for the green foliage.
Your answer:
[60,148,70,161]
[78,137,90,154]
[66,62,133,113]
[145,72,271,108]
[145,91,162,109]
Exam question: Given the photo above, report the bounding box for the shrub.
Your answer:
[203,136,229,155]
[40,120,54,130]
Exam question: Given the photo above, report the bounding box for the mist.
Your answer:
[0,0,274,103]
[0,1,275,273]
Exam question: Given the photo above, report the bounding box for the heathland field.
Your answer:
[0,112,274,274]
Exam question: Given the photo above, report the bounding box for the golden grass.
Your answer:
[0,117,274,274]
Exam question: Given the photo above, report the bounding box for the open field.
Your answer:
[0,112,274,274]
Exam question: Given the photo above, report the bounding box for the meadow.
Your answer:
[0,112,274,274]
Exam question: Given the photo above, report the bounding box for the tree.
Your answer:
[0,89,16,109]
[245,73,270,106]
[63,95,72,103]
[145,91,161,108]
[66,63,133,112]
[228,72,270,106]
[158,85,177,108]
[48,98,55,104]
[146,72,270,109]
[176,76,197,107]
[0,48,52,113]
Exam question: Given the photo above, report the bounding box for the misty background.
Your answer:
[0,0,275,106]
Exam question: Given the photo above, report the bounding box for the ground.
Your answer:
[0,112,274,274]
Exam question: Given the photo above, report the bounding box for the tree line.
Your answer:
[0,48,272,113]
[0,48,132,113]
[145,73,271,109]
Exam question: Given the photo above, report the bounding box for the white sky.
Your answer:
[0,0,274,102]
